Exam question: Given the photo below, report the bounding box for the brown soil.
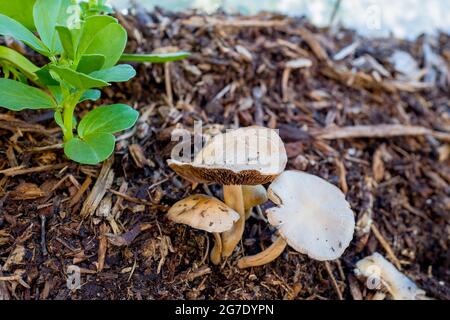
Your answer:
[0,8,449,300]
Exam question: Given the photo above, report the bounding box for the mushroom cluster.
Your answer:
[167,126,355,267]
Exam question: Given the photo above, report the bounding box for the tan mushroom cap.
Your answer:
[355,252,426,300]
[168,126,287,185]
[167,195,240,233]
[266,170,355,261]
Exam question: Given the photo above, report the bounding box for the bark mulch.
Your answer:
[0,7,449,300]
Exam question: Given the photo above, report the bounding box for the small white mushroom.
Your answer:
[268,170,355,261]
[355,252,427,300]
[238,170,355,268]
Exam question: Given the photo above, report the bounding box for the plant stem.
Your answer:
[62,92,81,141]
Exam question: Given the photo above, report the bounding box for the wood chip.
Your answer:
[335,158,348,193]
[3,245,26,271]
[97,223,109,272]
[0,163,68,177]
[80,157,114,219]
[314,124,450,142]
[129,144,154,168]
[69,176,92,208]
[372,145,385,182]
[0,267,11,300]
[10,183,45,200]
[371,223,402,270]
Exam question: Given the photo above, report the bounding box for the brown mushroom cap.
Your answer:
[168,126,287,185]
[167,195,240,233]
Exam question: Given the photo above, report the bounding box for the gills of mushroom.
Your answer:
[166,195,240,265]
[238,170,355,268]
[168,126,287,261]
[242,185,268,220]
[355,252,427,300]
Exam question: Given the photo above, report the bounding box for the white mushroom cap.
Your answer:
[167,195,240,233]
[355,252,426,300]
[266,170,355,261]
[168,126,287,185]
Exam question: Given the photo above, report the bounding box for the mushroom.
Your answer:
[168,126,287,263]
[355,252,427,300]
[242,185,268,220]
[167,195,240,265]
[238,170,355,268]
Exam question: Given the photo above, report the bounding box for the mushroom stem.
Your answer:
[237,236,287,269]
[221,185,246,257]
[242,185,268,220]
[245,209,252,220]
[210,232,222,265]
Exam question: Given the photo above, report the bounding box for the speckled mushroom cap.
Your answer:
[167,195,240,233]
[266,170,355,261]
[168,126,287,185]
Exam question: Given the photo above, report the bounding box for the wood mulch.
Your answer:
[0,7,449,300]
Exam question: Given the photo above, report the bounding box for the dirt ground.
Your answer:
[0,8,449,300]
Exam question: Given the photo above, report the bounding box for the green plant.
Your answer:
[0,0,189,165]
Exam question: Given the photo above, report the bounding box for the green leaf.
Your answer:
[0,45,39,83]
[33,0,72,54]
[78,104,138,137]
[48,86,63,104]
[56,26,75,58]
[65,103,138,164]
[77,54,105,74]
[0,0,36,30]
[36,65,59,86]
[83,23,127,69]
[54,109,65,132]
[75,15,126,68]
[50,65,108,89]
[0,78,55,110]
[89,64,135,83]
[120,52,191,63]
[64,132,115,164]
[76,15,116,58]
[0,13,48,55]
[79,89,101,102]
